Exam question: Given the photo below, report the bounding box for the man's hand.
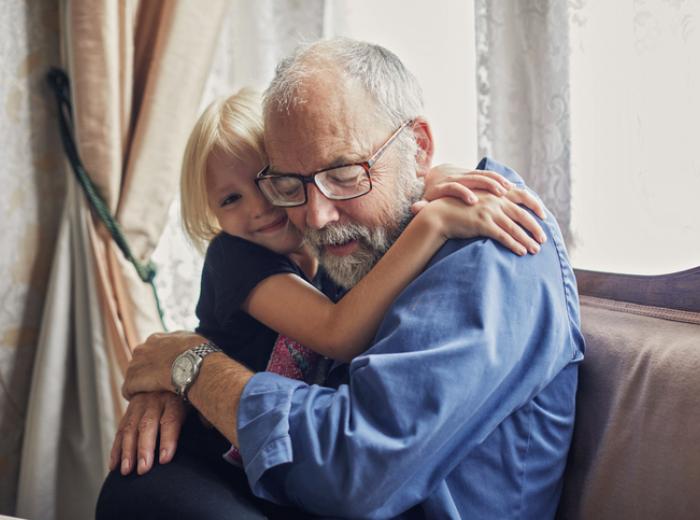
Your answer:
[110,391,188,476]
[122,331,206,400]
[121,331,253,449]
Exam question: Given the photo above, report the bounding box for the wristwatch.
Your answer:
[171,341,222,400]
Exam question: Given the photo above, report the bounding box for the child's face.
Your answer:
[206,148,304,255]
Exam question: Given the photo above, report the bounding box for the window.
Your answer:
[568,1,700,274]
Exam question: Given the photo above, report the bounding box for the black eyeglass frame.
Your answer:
[255,119,415,208]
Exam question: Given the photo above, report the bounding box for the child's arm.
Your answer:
[242,174,547,363]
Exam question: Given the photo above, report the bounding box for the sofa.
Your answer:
[558,267,700,519]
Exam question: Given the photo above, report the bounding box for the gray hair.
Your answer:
[263,38,424,129]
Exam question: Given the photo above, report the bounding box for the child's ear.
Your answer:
[412,117,434,178]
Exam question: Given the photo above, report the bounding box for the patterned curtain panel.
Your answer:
[475,0,575,245]
[15,1,226,519]
[0,1,64,515]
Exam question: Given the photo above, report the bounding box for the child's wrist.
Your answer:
[413,202,449,243]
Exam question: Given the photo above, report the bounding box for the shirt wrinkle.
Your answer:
[515,401,535,519]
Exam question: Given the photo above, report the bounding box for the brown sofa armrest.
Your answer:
[574,266,700,313]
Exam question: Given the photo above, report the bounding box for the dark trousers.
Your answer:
[95,412,311,520]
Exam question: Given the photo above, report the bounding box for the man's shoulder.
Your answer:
[414,205,576,323]
[423,156,571,296]
[426,232,559,290]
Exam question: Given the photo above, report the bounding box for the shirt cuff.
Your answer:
[238,371,307,497]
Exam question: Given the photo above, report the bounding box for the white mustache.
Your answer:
[305,222,376,248]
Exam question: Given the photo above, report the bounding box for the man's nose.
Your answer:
[305,185,340,230]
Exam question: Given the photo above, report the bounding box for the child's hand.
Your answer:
[415,164,546,221]
[422,194,547,256]
[419,163,513,206]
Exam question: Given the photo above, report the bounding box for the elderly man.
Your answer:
[98,39,583,519]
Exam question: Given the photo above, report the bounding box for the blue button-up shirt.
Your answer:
[238,158,585,519]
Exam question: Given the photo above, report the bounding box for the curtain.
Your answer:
[475,0,575,245]
[0,1,64,514]
[16,1,226,518]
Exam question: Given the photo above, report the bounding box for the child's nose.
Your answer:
[250,191,273,218]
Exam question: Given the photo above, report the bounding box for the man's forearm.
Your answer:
[186,353,254,446]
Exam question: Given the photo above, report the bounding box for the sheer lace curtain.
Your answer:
[475,0,577,245]
[0,2,63,514]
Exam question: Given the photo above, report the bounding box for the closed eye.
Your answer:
[220,193,240,207]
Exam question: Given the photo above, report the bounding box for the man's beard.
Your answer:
[304,170,423,289]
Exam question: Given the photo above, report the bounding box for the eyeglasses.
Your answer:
[255,120,414,208]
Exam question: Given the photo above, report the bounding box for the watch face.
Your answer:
[172,354,195,386]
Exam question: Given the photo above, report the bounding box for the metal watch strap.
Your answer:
[191,341,222,359]
[179,341,222,401]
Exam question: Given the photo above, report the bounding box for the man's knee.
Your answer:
[95,459,267,520]
[95,470,145,520]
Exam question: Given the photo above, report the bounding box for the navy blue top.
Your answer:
[237,158,585,519]
[195,233,340,372]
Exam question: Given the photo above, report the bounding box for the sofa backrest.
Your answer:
[558,267,700,520]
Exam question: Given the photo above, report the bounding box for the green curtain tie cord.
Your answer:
[47,67,167,330]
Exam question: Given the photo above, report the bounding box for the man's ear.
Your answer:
[411,117,434,178]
